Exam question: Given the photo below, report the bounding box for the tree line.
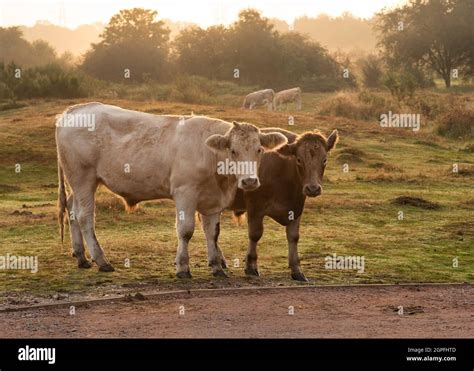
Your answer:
[81,8,353,91]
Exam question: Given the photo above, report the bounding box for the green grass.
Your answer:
[0,95,472,296]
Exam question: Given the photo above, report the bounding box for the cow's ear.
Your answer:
[278,143,297,157]
[206,134,229,152]
[259,132,287,149]
[232,121,241,129]
[326,129,338,152]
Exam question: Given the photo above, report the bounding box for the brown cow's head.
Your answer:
[278,129,338,197]
[206,121,287,190]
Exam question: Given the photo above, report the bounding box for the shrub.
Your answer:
[169,76,211,104]
[0,82,13,100]
[360,55,384,88]
[0,63,87,99]
[383,71,417,101]
[436,106,474,140]
[318,91,399,120]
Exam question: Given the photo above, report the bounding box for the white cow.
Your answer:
[56,103,287,277]
[273,87,302,111]
[242,89,275,111]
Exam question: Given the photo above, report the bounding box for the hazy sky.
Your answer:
[0,0,407,28]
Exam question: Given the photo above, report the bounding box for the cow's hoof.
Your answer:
[78,260,92,269]
[176,271,192,279]
[291,272,308,282]
[98,263,115,272]
[245,267,259,277]
[212,269,228,278]
[221,259,228,269]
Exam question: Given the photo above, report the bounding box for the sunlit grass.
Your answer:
[0,96,472,296]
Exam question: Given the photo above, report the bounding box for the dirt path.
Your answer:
[0,284,472,338]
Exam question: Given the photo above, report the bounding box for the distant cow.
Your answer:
[273,87,302,111]
[243,89,275,111]
[228,127,338,281]
[56,103,287,277]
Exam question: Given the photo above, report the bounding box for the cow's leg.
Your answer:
[296,95,302,110]
[249,102,256,110]
[73,183,114,272]
[245,213,263,277]
[219,248,227,269]
[174,196,196,279]
[201,213,227,277]
[286,215,307,281]
[66,195,91,268]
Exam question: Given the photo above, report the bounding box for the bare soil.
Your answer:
[0,284,472,338]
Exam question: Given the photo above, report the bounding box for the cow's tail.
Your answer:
[58,162,67,244]
[232,210,246,225]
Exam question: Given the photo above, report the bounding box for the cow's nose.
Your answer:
[304,184,322,197]
[241,177,259,189]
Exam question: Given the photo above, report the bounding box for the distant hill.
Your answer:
[20,21,104,56]
[19,19,197,56]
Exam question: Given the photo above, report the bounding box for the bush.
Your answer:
[0,82,13,100]
[360,55,383,88]
[0,63,87,99]
[405,93,456,119]
[383,71,417,101]
[169,76,212,104]
[436,106,474,140]
[318,91,399,120]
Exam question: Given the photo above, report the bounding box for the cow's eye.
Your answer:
[257,147,263,154]
[231,149,237,156]
[323,158,327,166]
[296,157,303,165]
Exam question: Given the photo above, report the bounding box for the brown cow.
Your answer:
[228,127,338,281]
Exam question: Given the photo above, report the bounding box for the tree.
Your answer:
[81,8,170,82]
[0,27,57,67]
[228,9,281,85]
[375,0,473,88]
[174,25,230,79]
[172,9,349,91]
[359,54,384,88]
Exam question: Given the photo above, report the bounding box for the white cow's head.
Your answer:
[206,121,287,190]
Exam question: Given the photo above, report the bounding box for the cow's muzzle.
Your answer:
[303,184,322,197]
[240,177,260,190]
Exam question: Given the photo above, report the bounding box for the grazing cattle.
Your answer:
[228,127,338,281]
[242,89,275,111]
[273,87,302,111]
[56,102,287,277]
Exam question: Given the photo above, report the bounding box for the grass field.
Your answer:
[0,92,473,297]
